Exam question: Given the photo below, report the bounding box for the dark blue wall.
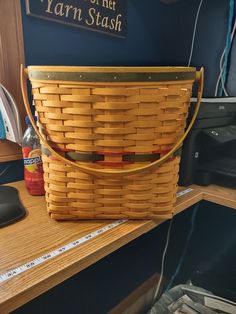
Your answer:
[20,0,231,97]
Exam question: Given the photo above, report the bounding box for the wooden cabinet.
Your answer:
[0,0,25,162]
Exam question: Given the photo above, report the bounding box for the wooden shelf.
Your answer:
[0,141,22,162]
[0,181,235,313]
[200,184,236,209]
[0,1,26,162]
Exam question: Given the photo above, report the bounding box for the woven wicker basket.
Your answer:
[21,66,203,220]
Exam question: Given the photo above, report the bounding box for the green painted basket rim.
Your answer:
[27,66,197,82]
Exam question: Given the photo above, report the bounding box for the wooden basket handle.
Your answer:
[20,65,204,178]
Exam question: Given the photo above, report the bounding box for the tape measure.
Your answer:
[0,188,194,284]
[177,188,193,198]
[0,219,127,284]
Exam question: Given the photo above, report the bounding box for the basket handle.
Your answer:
[21,65,204,178]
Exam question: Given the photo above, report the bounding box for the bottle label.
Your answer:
[22,147,45,195]
[24,156,42,166]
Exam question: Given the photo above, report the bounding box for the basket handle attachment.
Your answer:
[21,65,204,178]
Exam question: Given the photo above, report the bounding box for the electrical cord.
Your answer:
[165,202,200,292]
[151,202,199,305]
[187,0,204,67]
[218,0,235,97]
[152,218,173,305]
[151,2,204,305]
[188,0,235,97]
[215,17,236,97]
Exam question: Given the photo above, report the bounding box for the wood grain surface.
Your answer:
[0,181,235,313]
[0,0,25,162]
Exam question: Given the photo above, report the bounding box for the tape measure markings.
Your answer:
[0,219,127,284]
[0,188,193,284]
[177,188,193,198]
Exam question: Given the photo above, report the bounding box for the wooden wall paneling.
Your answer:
[0,0,26,161]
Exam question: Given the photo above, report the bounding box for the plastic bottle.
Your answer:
[22,116,45,195]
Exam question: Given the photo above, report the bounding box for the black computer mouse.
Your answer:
[0,186,27,227]
[0,203,26,227]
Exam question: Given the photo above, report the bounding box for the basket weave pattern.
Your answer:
[31,79,193,220]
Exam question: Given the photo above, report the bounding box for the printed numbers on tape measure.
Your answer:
[0,219,127,284]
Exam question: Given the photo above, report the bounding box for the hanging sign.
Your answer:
[25,0,127,37]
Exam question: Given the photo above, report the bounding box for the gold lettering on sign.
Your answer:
[86,8,122,31]
[64,5,73,18]
[86,8,95,26]
[73,7,82,21]
[44,1,82,21]
[102,0,116,10]
[90,0,100,4]
[46,0,53,14]
[32,0,124,35]
[114,14,121,31]
[55,3,64,16]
